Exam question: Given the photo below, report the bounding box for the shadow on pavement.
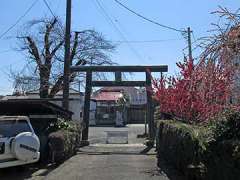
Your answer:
[77,145,155,155]
[77,144,157,156]
[140,146,154,154]
[78,145,185,180]
[155,158,186,180]
[0,163,57,180]
[77,150,156,156]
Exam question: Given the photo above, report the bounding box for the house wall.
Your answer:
[127,88,147,105]
[26,93,84,122]
[51,98,83,121]
[127,106,146,124]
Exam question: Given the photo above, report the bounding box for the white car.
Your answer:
[0,116,40,168]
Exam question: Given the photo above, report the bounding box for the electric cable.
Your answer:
[0,0,39,39]
[113,0,185,33]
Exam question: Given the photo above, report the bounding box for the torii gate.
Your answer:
[70,65,168,145]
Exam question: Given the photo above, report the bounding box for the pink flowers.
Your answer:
[153,57,234,123]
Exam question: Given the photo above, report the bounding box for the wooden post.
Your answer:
[81,71,92,145]
[63,0,72,110]
[187,27,193,60]
[115,71,122,82]
[146,71,154,142]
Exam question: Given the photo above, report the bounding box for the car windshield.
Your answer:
[0,120,31,138]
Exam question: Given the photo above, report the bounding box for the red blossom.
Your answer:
[153,57,235,123]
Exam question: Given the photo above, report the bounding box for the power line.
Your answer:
[192,32,197,42]
[42,0,64,32]
[113,38,183,43]
[0,0,39,39]
[93,0,124,42]
[93,0,146,62]
[42,0,58,19]
[113,0,185,33]
[182,32,199,51]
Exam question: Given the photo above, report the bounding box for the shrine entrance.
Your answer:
[70,65,168,144]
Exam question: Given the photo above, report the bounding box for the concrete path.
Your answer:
[45,144,169,180]
[44,125,179,180]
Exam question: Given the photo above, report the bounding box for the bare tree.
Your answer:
[194,7,240,104]
[12,74,39,94]
[197,6,240,63]
[14,17,116,98]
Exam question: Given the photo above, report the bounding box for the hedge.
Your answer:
[155,119,240,180]
[156,120,207,179]
[205,140,240,180]
[48,121,82,164]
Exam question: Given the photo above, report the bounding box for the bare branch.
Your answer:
[44,18,57,65]
[13,17,116,97]
[26,36,42,67]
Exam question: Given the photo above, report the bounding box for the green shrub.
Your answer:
[202,109,240,179]
[46,118,83,133]
[210,109,240,141]
[155,117,240,179]
[206,140,240,180]
[156,120,208,178]
[48,120,82,164]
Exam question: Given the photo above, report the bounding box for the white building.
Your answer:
[3,88,85,122]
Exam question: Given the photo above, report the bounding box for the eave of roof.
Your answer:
[92,91,122,101]
[0,99,73,117]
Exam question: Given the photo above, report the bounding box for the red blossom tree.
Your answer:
[153,57,234,122]
[153,7,240,123]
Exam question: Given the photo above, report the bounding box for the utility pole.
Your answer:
[187,27,193,60]
[63,0,72,110]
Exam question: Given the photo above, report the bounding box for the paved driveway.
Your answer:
[43,125,183,180]
[45,145,169,180]
[0,124,184,180]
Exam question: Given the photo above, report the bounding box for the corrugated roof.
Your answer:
[92,91,122,101]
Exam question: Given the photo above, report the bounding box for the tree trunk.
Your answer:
[39,77,49,98]
[39,66,50,98]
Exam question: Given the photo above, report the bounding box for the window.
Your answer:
[110,107,114,113]
[0,120,31,138]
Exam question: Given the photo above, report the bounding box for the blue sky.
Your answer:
[0,0,239,94]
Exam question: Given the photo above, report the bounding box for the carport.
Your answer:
[0,99,73,135]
